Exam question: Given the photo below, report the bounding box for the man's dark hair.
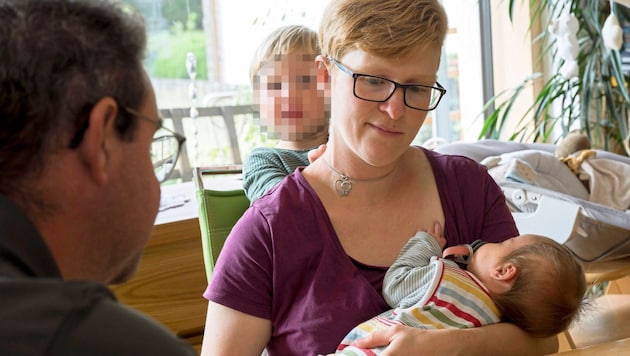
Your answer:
[0,0,147,198]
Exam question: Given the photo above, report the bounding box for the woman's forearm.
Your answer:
[452,323,558,356]
[354,322,557,356]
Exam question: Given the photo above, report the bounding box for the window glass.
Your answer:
[125,0,487,172]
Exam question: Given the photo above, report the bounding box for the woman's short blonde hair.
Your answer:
[249,25,320,85]
[319,0,448,60]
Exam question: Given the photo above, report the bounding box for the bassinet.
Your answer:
[434,140,630,264]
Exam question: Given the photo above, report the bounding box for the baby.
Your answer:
[331,224,586,355]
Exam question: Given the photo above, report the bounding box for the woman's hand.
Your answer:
[353,325,461,356]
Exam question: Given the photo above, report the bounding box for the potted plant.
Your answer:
[481,0,630,156]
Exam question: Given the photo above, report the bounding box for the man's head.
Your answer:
[319,0,448,61]
[0,0,162,284]
[0,0,147,200]
[470,234,587,337]
[250,25,329,143]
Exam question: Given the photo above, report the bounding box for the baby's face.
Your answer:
[254,51,329,141]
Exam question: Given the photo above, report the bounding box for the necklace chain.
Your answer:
[321,157,396,197]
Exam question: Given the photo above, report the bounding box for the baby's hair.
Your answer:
[249,25,319,85]
[492,235,587,337]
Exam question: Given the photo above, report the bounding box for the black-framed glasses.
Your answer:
[123,107,186,183]
[328,57,446,111]
[67,103,186,183]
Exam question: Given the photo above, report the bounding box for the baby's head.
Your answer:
[250,25,329,142]
[469,234,586,337]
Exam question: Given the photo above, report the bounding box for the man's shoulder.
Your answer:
[0,278,195,355]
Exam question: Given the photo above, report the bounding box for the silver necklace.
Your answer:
[321,157,396,197]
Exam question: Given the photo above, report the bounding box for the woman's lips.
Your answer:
[368,122,401,135]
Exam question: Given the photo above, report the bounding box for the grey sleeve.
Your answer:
[48,298,197,356]
[382,232,443,309]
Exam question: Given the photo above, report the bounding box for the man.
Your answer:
[0,0,194,354]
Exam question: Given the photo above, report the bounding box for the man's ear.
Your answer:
[78,97,119,185]
[490,262,518,293]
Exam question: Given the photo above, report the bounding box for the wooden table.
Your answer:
[109,182,206,351]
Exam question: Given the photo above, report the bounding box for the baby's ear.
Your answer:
[490,263,518,293]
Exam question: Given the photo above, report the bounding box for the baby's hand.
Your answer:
[424,221,446,248]
[308,144,327,163]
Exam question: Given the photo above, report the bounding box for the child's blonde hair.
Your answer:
[249,25,320,85]
[319,0,448,61]
[493,235,587,337]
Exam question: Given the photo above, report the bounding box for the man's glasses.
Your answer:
[68,104,186,183]
[123,107,186,183]
[328,57,446,111]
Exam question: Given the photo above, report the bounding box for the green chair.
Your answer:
[193,166,249,282]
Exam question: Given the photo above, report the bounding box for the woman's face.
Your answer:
[324,47,441,165]
[255,50,329,141]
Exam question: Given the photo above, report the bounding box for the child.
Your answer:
[331,225,586,355]
[243,25,329,202]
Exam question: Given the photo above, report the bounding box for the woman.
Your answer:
[201,0,557,354]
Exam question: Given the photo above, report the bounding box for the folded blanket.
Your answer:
[576,157,630,211]
[482,150,590,201]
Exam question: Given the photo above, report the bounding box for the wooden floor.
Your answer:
[566,294,630,349]
[551,275,630,355]
[552,338,630,355]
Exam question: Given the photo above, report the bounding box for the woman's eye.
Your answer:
[357,76,387,87]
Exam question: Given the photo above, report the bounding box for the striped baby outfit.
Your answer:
[332,232,500,355]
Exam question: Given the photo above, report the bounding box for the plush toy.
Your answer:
[555,131,591,158]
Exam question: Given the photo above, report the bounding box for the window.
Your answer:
[126,0,494,174]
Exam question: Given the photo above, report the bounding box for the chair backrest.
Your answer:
[160,105,255,182]
[193,166,249,282]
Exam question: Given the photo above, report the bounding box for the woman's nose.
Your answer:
[379,87,406,120]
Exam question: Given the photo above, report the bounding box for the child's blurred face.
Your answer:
[254,51,328,141]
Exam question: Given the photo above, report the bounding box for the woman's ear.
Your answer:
[315,56,331,93]
[78,96,119,185]
[316,58,330,83]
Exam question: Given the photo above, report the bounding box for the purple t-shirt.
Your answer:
[204,147,518,355]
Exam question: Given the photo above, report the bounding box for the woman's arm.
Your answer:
[353,322,557,356]
[201,301,272,356]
